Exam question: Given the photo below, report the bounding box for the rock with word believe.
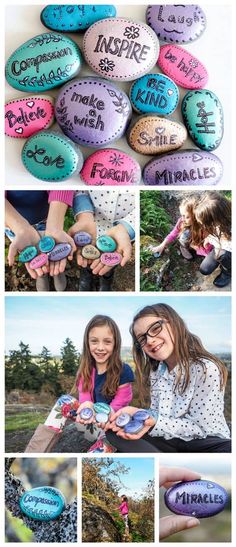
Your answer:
[80,148,141,186]
[164,479,228,518]
[19,486,66,521]
[5,95,54,138]
[41,5,116,32]
[182,89,224,151]
[100,252,122,266]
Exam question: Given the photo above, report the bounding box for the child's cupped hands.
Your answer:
[90,224,132,276]
[8,226,48,280]
[104,406,157,440]
[75,401,95,425]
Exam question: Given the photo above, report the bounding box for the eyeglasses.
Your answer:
[135,320,167,348]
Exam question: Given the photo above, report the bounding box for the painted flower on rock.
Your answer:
[99,57,115,72]
[124,26,140,39]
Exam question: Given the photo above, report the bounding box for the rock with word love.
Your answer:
[127,114,187,155]
[130,73,179,115]
[146,5,206,44]
[158,44,208,90]
[182,89,224,151]
[80,148,141,185]
[164,480,228,518]
[5,96,54,138]
[19,486,66,521]
[41,5,116,32]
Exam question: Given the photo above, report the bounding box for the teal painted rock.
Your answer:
[39,236,55,253]
[96,235,117,252]
[41,5,116,32]
[5,33,82,92]
[21,131,83,181]
[19,245,38,263]
[19,486,66,521]
[93,402,111,414]
[182,90,224,151]
[130,73,179,115]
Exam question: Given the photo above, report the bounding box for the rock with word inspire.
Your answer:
[127,114,187,155]
[130,73,179,115]
[96,235,117,252]
[80,148,141,186]
[19,486,66,521]
[143,149,223,186]
[83,17,159,81]
[55,77,132,147]
[164,479,228,518]
[182,89,224,151]
[21,131,83,181]
[48,243,72,261]
[158,44,208,89]
[5,96,54,138]
[41,5,116,32]
[146,5,206,44]
[5,33,82,92]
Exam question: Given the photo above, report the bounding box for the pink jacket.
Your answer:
[165,217,213,257]
[77,367,133,411]
[48,191,74,207]
[119,501,129,515]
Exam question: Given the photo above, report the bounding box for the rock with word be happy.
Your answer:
[127,114,187,155]
[164,479,228,518]
[21,131,83,181]
[80,148,141,186]
[48,243,72,261]
[29,253,48,269]
[55,77,132,147]
[19,486,66,521]
[41,5,116,32]
[100,252,122,266]
[158,44,208,89]
[130,73,179,115]
[182,90,224,151]
[96,235,117,252]
[5,96,54,138]
[38,236,56,253]
[146,5,206,44]
[74,232,92,247]
[81,245,101,260]
[5,33,82,92]
[83,17,160,81]
[143,149,223,186]
[19,246,38,263]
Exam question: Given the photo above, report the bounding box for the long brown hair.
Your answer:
[72,315,123,399]
[178,196,206,246]
[130,303,227,404]
[194,191,231,240]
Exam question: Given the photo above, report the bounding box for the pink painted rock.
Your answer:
[80,148,141,185]
[29,253,48,269]
[158,45,208,89]
[100,252,122,266]
[5,95,54,138]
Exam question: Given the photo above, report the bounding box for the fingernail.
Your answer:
[186,518,200,528]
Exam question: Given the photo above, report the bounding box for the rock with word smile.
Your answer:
[127,114,187,155]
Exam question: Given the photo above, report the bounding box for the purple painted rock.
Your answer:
[29,253,48,269]
[80,148,141,186]
[81,245,101,260]
[164,479,228,518]
[158,45,208,89]
[5,96,54,138]
[83,17,160,81]
[79,407,94,420]
[48,243,72,261]
[55,77,132,147]
[143,150,223,186]
[116,413,131,427]
[133,410,150,421]
[146,5,206,44]
[100,252,122,266]
[74,231,92,247]
[127,114,187,155]
[124,419,144,434]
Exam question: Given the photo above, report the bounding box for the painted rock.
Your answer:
[100,252,122,266]
[182,90,224,151]
[57,394,75,406]
[146,5,206,44]
[130,74,179,115]
[80,148,141,186]
[133,410,150,421]
[48,243,72,261]
[164,480,228,518]
[96,235,117,252]
[38,236,56,253]
[21,131,83,181]
[116,413,131,427]
[93,402,111,415]
[41,5,116,32]
[5,33,82,92]
[158,45,208,89]
[74,232,92,247]
[5,95,54,138]
[55,77,132,147]
[19,486,66,521]
[81,245,101,260]
[143,150,223,186]
[83,17,160,81]
[95,412,109,423]
[127,115,187,155]
[79,407,94,420]
[19,246,38,263]
[29,253,48,269]
[124,420,144,434]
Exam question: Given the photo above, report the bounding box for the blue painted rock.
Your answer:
[41,5,116,32]
[93,402,111,415]
[130,74,179,115]
[55,77,132,147]
[21,131,83,181]
[83,17,160,81]
[124,420,144,434]
[116,413,131,427]
[158,45,208,90]
[79,407,94,420]
[100,252,122,266]
[74,232,92,247]
[146,5,206,44]
[80,148,141,186]
[133,410,150,421]
[182,90,224,151]
[38,236,56,253]
[143,149,223,186]
[164,479,228,518]
[48,243,72,261]
[29,253,48,269]
[154,252,161,258]
[95,412,109,423]
[20,486,66,521]
[81,245,101,260]
[127,115,187,155]
[96,235,116,252]
[57,394,76,406]
[5,96,54,138]
[19,246,38,263]
[5,33,82,92]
